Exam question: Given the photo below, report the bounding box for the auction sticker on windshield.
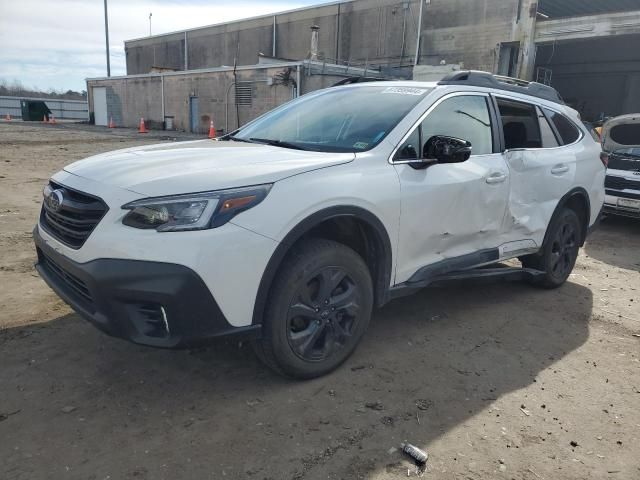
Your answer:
[381,87,428,96]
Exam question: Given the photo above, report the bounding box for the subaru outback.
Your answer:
[34,71,605,378]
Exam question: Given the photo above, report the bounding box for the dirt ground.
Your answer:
[1,122,639,480]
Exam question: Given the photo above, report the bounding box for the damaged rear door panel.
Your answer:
[503,147,576,246]
[496,97,585,248]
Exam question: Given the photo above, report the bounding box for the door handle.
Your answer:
[551,164,569,175]
[486,172,507,184]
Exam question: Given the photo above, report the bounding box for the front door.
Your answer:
[393,93,510,284]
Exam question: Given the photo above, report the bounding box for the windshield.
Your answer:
[231,86,432,153]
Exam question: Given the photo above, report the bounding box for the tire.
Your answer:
[253,238,373,379]
[520,208,582,289]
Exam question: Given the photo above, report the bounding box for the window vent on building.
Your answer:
[235,83,253,106]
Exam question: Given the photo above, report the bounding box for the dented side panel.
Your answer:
[394,154,510,284]
[502,134,604,247]
[502,147,576,246]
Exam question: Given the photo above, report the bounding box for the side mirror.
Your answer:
[423,135,472,163]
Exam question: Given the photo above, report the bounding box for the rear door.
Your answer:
[496,96,582,249]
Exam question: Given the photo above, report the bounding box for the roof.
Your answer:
[538,0,640,19]
[86,59,378,82]
[125,0,355,44]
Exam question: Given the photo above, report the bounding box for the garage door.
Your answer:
[93,87,108,126]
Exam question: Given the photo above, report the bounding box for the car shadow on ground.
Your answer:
[584,215,640,271]
[0,280,593,479]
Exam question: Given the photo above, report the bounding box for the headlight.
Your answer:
[122,184,271,232]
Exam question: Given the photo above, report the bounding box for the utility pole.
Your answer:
[149,12,153,36]
[104,0,110,76]
[414,0,428,67]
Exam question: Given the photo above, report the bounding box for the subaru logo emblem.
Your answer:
[45,188,64,212]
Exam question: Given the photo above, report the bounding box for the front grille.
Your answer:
[605,175,640,191]
[40,250,94,306]
[40,181,108,249]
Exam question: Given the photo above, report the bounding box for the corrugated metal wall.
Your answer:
[0,96,89,120]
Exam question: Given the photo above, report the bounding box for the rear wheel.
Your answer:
[254,238,373,379]
[521,208,581,289]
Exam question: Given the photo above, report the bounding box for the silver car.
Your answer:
[602,114,640,218]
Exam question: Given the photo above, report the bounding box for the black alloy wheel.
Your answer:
[286,266,361,362]
[521,208,582,289]
[254,238,373,379]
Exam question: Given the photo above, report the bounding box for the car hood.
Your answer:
[63,140,354,196]
[602,114,640,152]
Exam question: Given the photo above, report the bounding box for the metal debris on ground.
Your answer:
[401,442,429,468]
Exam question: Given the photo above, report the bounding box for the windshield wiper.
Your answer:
[249,138,310,151]
[223,135,255,144]
[614,151,640,159]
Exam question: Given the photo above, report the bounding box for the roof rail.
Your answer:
[438,70,564,105]
[332,76,389,87]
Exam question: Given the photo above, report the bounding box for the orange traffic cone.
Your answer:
[50,114,57,125]
[108,116,115,128]
[208,119,216,139]
[4,114,10,121]
[138,117,148,134]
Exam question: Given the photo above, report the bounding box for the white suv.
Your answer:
[34,71,605,378]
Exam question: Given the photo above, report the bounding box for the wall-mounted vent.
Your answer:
[235,83,252,106]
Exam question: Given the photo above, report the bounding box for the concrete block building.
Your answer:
[87,0,640,131]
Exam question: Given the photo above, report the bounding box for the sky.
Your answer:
[0,0,318,92]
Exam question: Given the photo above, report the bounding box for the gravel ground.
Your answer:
[1,122,639,480]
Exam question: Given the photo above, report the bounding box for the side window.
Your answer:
[497,98,541,149]
[420,96,493,156]
[396,128,420,160]
[395,95,493,160]
[537,107,559,148]
[543,108,581,145]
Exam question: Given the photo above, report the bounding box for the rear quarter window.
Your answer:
[543,108,581,145]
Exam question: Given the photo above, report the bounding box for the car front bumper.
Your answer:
[34,227,261,348]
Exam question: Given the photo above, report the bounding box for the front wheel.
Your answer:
[254,238,373,379]
[521,208,581,289]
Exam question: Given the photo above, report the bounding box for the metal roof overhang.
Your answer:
[538,0,640,19]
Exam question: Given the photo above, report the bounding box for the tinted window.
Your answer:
[543,108,581,145]
[538,107,559,148]
[497,98,541,149]
[419,96,493,156]
[233,86,432,153]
